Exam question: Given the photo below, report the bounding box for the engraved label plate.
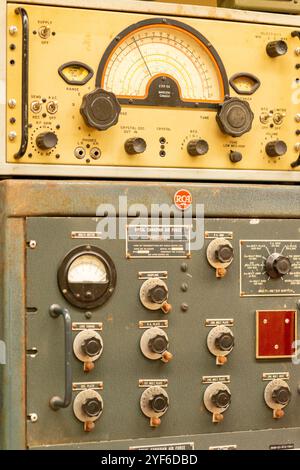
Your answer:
[139,379,168,388]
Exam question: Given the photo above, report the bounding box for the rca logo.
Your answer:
[174,189,192,211]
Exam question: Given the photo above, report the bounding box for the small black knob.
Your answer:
[216,98,254,137]
[229,150,243,163]
[36,131,58,150]
[265,253,292,279]
[148,335,169,354]
[211,390,231,409]
[148,284,168,304]
[215,333,234,352]
[82,397,102,417]
[215,244,234,263]
[124,138,147,155]
[266,140,287,157]
[150,394,169,413]
[80,88,121,131]
[272,386,291,406]
[81,337,102,357]
[266,40,288,58]
[187,139,209,156]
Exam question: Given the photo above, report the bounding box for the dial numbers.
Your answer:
[68,255,108,284]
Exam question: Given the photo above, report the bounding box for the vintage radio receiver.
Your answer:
[219,1,300,14]
[3,0,300,181]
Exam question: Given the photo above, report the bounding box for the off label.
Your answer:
[174,189,192,211]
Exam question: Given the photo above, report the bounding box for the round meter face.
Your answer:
[96,18,228,109]
[58,246,116,309]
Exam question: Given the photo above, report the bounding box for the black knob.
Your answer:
[216,98,254,137]
[124,138,147,155]
[80,88,121,131]
[265,253,292,279]
[266,40,288,58]
[215,244,234,263]
[266,140,287,157]
[229,150,243,163]
[148,284,168,304]
[36,131,58,150]
[215,333,234,352]
[150,394,169,413]
[148,335,169,354]
[187,139,209,156]
[272,386,291,406]
[81,337,102,357]
[82,397,102,417]
[211,390,231,409]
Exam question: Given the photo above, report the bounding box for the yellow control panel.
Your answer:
[4,0,300,180]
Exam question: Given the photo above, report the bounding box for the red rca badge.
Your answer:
[174,189,192,211]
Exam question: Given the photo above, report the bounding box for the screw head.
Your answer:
[8,131,17,141]
[8,98,16,108]
[9,25,18,35]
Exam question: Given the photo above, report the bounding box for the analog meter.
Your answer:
[58,246,116,309]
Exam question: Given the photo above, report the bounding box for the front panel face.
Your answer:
[5,3,300,178]
[26,217,300,449]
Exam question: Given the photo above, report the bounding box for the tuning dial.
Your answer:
[81,337,102,357]
[216,98,254,137]
[215,332,234,352]
[124,137,146,155]
[140,278,171,313]
[187,139,209,156]
[272,386,291,406]
[266,40,288,58]
[148,335,168,354]
[150,394,169,413]
[215,244,234,264]
[80,88,121,131]
[148,284,168,304]
[266,140,287,157]
[82,397,103,418]
[265,253,291,279]
[211,389,231,409]
[36,131,58,150]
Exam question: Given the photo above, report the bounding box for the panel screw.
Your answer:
[8,98,16,108]
[9,25,18,35]
[85,311,92,319]
[28,413,38,422]
[28,240,37,249]
[181,283,188,292]
[8,131,17,141]
[181,303,189,312]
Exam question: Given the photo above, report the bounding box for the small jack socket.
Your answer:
[90,147,101,160]
[74,147,86,159]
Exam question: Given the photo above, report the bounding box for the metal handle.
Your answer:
[49,304,72,410]
[14,7,29,159]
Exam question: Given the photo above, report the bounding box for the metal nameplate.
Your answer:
[209,445,237,450]
[126,225,191,259]
[205,319,234,327]
[130,442,195,450]
[72,322,102,331]
[71,231,102,239]
[262,372,290,381]
[240,240,300,297]
[202,375,231,384]
[269,444,295,450]
[139,379,168,388]
[138,271,168,280]
[72,381,103,391]
[205,231,233,239]
[139,320,168,329]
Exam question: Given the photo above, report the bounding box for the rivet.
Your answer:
[9,25,18,35]
[8,131,17,141]
[8,98,16,109]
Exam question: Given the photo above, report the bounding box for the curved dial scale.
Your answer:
[67,255,108,284]
[96,18,229,109]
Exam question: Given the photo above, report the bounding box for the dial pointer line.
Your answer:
[133,37,152,77]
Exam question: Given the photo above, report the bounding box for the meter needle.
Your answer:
[133,37,152,77]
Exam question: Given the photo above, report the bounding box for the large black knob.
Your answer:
[272,386,291,406]
[265,253,292,279]
[148,284,168,304]
[266,40,288,58]
[187,139,209,156]
[81,337,102,357]
[211,390,231,409]
[82,398,102,417]
[124,138,147,155]
[150,394,169,413]
[36,131,58,150]
[80,88,121,131]
[215,244,234,264]
[215,333,234,352]
[216,98,254,137]
[148,335,169,354]
[229,150,243,163]
[266,140,287,157]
